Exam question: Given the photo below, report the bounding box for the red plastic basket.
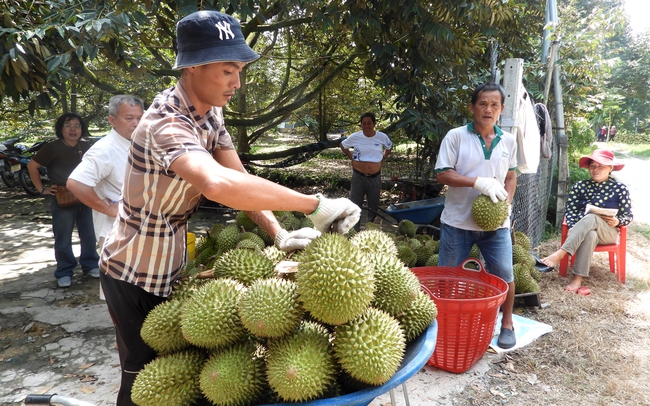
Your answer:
[412,259,508,373]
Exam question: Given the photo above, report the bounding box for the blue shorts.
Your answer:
[437,223,514,283]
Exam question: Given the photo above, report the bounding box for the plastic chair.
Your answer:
[559,218,627,283]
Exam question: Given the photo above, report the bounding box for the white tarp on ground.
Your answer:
[489,313,553,354]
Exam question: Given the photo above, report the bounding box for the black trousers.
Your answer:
[100,272,166,406]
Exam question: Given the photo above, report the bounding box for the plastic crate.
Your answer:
[385,196,445,224]
[412,259,508,373]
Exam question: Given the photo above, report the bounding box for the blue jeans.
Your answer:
[438,223,514,283]
[49,197,99,279]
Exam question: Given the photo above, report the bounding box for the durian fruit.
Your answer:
[238,278,303,338]
[414,243,435,266]
[513,264,540,294]
[529,264,542,282]
[513,230,531,251]
[216,223,241,253]
[396,289,438,342]
[333,307,406,385]
[141,299,191,355]
[199,342,266,406]
[179,258,200,278]
[350,229,399,258]
[364,222,380,231]
[397,219,416,238]
[425,253,439,266]
[237,231,266,250]
[471,195,509,231]
[299,215,314,229]
[195,235,217,254]
[369,253,420,316]
[297,233,375,325]
[131,349,206,406]
[209,222,225,239]
[469,244,481,260]
[235,210,258,231]
[236,238,263,251]
[180,278,247,349]
[169,276,208,303]
[512,244,529,266]
[263,245,286,264]
[407,238,422,251]
[252,226,274,246]
[277,211,301,231]
[195,246,220,268]
[397,244,417,268]
[266,321,338,402]
[212,247,275,286]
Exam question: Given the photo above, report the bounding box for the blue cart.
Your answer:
[369,196,445,235]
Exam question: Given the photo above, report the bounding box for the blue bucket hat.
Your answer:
[173,11,260,69]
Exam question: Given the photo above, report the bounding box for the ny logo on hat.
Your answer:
[215,21,235,40]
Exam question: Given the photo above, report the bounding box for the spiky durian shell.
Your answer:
[212,248,275,286]
[216,223,241,253]
[296,233,375,325]
[266,321,337,402]
[141,299,191,355]
[350,229,399,257]
[514,230,531,251]
[180,278,246,349]
[237,231,266,250]
[131,349,206,406]
[333,307,405,385]
[199,342,266,406]
[471,195,509,231]
[396,289,438,342]
[368,253,420,316]
[235,211,257,231]
[397,219,416,237]
[238,278,303,338]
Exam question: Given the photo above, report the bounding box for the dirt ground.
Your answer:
[2,144,650,406]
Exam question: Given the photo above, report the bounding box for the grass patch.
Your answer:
[631,223,650,240]
[608,142,650,159]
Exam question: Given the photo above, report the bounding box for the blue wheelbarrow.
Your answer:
[367,196,445,235]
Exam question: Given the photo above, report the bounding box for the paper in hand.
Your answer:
[585,203,618,217]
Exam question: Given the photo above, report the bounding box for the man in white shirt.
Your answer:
[340,112,392,230]
[67,95,144,253]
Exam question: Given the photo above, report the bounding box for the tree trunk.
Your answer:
[237,68,250,153]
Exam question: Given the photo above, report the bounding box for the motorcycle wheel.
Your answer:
[0,163,19,188]
[19,166,43,196]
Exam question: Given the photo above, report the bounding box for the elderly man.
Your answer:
[434,82,518,349]
[98,11,360,406]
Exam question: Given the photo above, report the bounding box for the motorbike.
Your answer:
[0,137,27,187]
[6,139,51,196]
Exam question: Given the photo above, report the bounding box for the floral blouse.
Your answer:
[565,177,633,228]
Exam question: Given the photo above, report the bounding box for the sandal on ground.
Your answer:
[497,327,516,349]
[576,286,591,296]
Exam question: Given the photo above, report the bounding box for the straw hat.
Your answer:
[578,149,624,171]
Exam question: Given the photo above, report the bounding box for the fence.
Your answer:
[511,136,557,249]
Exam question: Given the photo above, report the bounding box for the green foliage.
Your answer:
[614,133,650,145]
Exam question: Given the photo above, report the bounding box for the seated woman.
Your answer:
[542,149,632,295]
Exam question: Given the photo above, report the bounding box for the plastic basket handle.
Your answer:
[459,258,487,273]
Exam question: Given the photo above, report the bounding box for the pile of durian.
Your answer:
[132,211,438,406]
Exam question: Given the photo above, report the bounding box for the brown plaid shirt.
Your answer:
[99,84,234,296]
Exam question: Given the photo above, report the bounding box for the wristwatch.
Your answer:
[40,186,47,194]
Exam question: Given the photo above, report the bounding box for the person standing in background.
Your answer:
[27,113,99,288]
[67,95,144,298]
[340,112,392,230]
[609,125,617,142]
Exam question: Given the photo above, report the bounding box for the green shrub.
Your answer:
[614,131,650,144]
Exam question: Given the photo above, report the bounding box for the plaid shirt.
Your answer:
[99,84,234,297]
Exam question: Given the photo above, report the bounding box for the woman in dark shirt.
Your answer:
[27,113,99,288]
[541,149,632,295]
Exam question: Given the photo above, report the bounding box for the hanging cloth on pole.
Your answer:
[515,88,541,174]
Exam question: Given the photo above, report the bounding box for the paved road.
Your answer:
[607,145,650,225]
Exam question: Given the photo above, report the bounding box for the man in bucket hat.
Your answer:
[541,149,632,296]
[98,10,360,405]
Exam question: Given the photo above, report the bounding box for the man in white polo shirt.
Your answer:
[434,82,517,349]
[67,95,144,260]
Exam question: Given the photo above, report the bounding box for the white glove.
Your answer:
[473,177,508,203]
[275,228,322,252]
[307,193,361,234]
